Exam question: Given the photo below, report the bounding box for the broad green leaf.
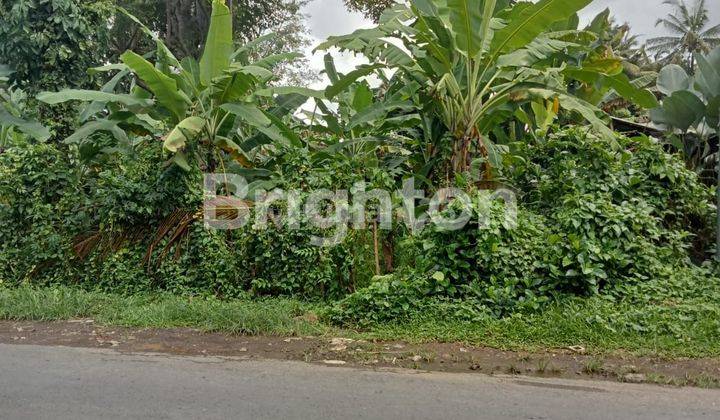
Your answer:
[215,72,257,103]
[556,93,615,142]
[347,101,415,130]
[200,0,233,86]
[64,119,129,145]
[491,0,593,55]
[585,8,610,33]
[226,64,273,79]
[214,136,245,156]
[121,51,188,121]
[269,94,311,116]
[80,69,131,122]
[582,58,623,75]
[324,54,340,84]
[352,84,373,112]
[379,114,423,131]
[221,103,272,127]
[695,47,720,99]
[315,100,343,135]
[37,89,152,107]
[325,65,380,99]
[164,116,205,152]
[527,88,615,142]
[657,64,690,96]
[498,38,577,67]
[447,0,484,58]
[255,87,325,99]
[0,108,51,141]
[171,152,192,171]
[413,0,441,17]
[263,113,302,147]
[88,63,128,75]
[659,91,706,131]
[253,52,303,69]
[564,68,658,109]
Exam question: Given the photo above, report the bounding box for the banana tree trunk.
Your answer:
[452,130,492,179]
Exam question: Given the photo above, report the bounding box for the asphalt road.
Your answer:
[0,344,718,420]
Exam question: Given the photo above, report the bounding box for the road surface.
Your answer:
[0,343,718,419]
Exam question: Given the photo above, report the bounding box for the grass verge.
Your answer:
[1,283,719,359]
[0,286,329,336]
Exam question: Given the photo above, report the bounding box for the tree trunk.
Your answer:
[372,220,381,276]
[382,231,394,273]
[165,0,212,59]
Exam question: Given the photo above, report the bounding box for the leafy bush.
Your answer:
[329,128,716,325]
[0,143,81,282]
[512,128,714,257]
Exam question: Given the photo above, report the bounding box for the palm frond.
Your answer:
[656,17,690,35]
[693,0,709,29]
[702,23,720,37]
[646,36,683,46]
[666,14,691,33]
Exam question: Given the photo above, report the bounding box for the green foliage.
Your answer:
[329,128,714,324]
[0,143,80,280]
[650,47,720,175]
[0,0,113,138]
[647,0,720,72]
[39,0,305,172]
[651,48,720,136]
[318,0,657,176]
[326,270,492,326]
[1,85,51,146]
[0,0,112,92]
[1,0,719,345]
[0,285,325,336]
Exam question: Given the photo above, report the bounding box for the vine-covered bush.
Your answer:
[512,129,714,257]
[0,143,81,283]
[328,129,716,324]
[1,127,715,321]
[0,141,377,298]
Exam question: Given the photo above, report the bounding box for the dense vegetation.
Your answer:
[0,0,719,351]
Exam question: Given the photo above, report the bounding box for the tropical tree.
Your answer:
[343,0,395,22]
[319,0,658,178]
[0,0,114,137]
[572,9,659,117]
[0,0,113,93]
[37,0,303,172]
[584,9,656,75]
[647,0,720,72]
[650,47,720,173]
[649,47,720,259]
[110,0,313,63]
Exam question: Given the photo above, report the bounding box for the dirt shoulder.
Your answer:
[2,320,719,388]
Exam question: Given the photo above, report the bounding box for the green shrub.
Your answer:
[329,128,716,325]
[0,143,80,282]
[511,128,714,256]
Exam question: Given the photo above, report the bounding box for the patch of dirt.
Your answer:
[2,320,719,388]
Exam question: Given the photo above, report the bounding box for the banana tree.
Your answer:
[317,0,658,178]
[37,0,302,171]
[649,47,720,259]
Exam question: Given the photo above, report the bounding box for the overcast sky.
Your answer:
[303,0,720,39]
[300,0,720,87]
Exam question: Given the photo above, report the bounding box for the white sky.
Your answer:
[300,0,720,88]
